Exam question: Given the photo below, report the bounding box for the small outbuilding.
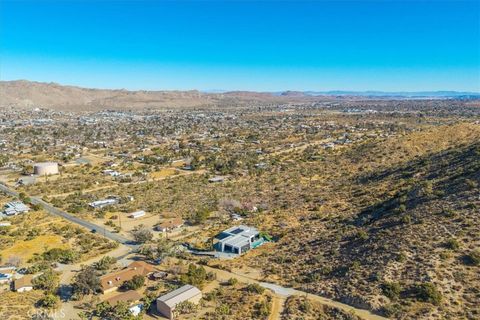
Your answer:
[13,275,34,292]
[156,285,202,320]
[129,210,146,219]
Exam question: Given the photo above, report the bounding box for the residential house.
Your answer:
[214,225,265,255]
[156,285,202,320]
[0,266,15,284]
[100,261,155,294]
[104,290,143,316]
[13,275,34,292]
[3,201,30,216]
[89,198,119,209]
[156,218,184,232]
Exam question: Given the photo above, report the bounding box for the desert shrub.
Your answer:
[254,300,271,317]
[42,248,78,264]
[215,303,231,315]
[382,303,402,317]
[357,230,369,241]
[37,293,60,309]
[32,268,59,293]
[413,283,442,305]
[94,256,116,271]
[122,275,145,290]
[176,300,197,314]
[246,283,265,294]
[464,249,480,266]
[444,238,460,251]
[226,277,238,286]
[381,282,402,300]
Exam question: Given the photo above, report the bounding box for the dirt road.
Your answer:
[201,265,388,320]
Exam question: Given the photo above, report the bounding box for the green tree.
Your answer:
[94,256,117,271]
[130,225,153,244]
[95,301,138,320]
[122,275,145,290]
[180,264,207,288]
[37,293,60,309]
[32,269,60,293]
[72,265,101,298]
[381,282,402,300]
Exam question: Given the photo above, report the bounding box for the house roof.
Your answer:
[100,261,155,291]
[158,217,184,230]
[104,290,142,306]
[218,225,260,248]
[129,261,156,274]
[14,275,33,290]
[156,285,201,309]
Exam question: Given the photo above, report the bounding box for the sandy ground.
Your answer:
[268,296,285,320]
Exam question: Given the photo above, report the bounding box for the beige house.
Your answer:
[13,275,34,292]
[104,290,143,316]
[156,217,184,232]
[156,285,202,320]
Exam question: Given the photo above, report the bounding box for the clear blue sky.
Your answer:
[1,0,479,92]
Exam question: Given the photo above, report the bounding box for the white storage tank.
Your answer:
[33,162,59,176]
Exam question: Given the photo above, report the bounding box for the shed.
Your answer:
[156,285,202,320]
[129,210,146,219]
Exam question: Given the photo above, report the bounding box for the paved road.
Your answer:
[0,183,136,247]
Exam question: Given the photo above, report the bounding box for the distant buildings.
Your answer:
[89,197,119,209]
[103,169,120,177]
[214,225,265,255]
[3,201,30,216]
[156,285,202,320]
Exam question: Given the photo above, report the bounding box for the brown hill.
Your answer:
[0,80,320,111]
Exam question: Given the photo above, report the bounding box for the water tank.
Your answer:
[33,162,59,176]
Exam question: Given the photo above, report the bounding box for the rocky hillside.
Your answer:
[236,123,480,319]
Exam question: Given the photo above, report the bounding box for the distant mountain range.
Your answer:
[1,80,478,111]
[204,89,479,98]
[300,90,480,98]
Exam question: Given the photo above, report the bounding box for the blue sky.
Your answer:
[1,0,479,92]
